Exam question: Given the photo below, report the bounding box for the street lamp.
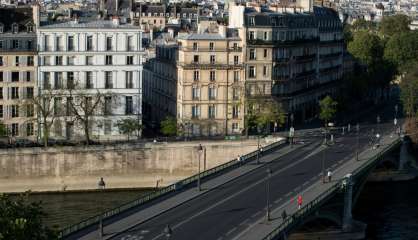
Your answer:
[197,144,203,191]
[322,134,326,183]
[256,125,262,165]
[356,123,360,161]
[164,224,172,239]
[97,177,106,239]
[266,168,272,221]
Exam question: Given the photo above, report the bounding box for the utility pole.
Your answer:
[266,168,272,221]
[197,144,203,191]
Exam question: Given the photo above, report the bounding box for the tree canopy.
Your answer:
[319,96,337,125]
[348,31,383,67]
[116,118,142,140]
[379,14,411,37]
[160,116,177,136]
[384,31,418,71]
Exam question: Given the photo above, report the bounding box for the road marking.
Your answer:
[310,176,317,181]
[251,211,262,218]
[285,191,293,197]
[226,227,237,236]
[274,198,283,204]
[332,163,338,168]
[302,181,309,186]
[239,219,250,226]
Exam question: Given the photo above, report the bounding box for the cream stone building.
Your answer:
[0,7,37,139]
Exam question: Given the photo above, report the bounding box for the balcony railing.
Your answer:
[247,37,320,46]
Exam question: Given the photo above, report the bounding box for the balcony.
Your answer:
[295,54,316,61]
[179,62,244,70]
[247,37,320,46]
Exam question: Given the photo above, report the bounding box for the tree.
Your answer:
[400,65,418,119]
[0,194,57,240]
[0,122,7,137]
[351,19,376,32]
[116,118,142,140]
[160,116,177,136]
[245,97,286,134]
[319,96,337,126]
[384,31,418,71]
[27,89,62,147]
[379,14,411,38]
[348,31,383,67]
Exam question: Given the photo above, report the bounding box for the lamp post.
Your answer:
[197,144,203,191]
[322,129,326,183]
[266,168,272,221]
[164,224,172,239]
[256,125,262,165]
[356,123,360,161]
[97,177,106,239]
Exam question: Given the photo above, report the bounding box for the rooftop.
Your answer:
[40,19,138,29]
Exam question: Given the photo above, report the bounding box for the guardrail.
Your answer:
[59,139,286,238]
[263,136,401,240]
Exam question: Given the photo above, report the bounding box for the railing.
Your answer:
[59,139,286,238]
[263,136,401,240]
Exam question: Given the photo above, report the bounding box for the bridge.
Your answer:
[61,122,407,240]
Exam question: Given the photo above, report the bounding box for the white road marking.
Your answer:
[226,227,237,236]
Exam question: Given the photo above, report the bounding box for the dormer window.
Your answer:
[0,24,3,33]
[26,23,34,33]
[250,17,255,26]
[12,23,18,33]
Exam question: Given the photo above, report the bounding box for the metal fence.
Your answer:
[59,139,286,238]
[262,137,401,240]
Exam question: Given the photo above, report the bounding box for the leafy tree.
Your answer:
[0,194,57,240]
[116,118,142,140]
[319,96,337,126]
[400,65,418,119]
[160,116,177,136]
[0,122,7,137]
[384,31,418,71]
[348,31,383,67]
[351,19,376,32]
[245,97,286,134]
[379,14,411,38]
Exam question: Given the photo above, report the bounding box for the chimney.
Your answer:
[32,4,40,27]
[112,16,120,26]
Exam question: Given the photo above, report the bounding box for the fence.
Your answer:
[59,139,286,238]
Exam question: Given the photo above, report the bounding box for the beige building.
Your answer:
[0,7,37,139]
[143,22,246,136]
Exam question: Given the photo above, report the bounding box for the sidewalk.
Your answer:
[76,142,305,240]
[234,131,400,240]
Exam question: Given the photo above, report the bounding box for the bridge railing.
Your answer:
[263,136,401,240]
[59,139,286,238]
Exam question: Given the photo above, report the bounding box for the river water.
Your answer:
[18,179,418,239]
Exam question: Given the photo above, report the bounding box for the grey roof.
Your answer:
[40,19,138,29]
[178,33,225,40]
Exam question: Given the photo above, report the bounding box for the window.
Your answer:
[106,37,113,51]
[249,49,256,60]
[56,36,63,51]
[249,31,255,40]
[104,96,112,115]
[54,72,63,89]
[0,56,3,66]
[232,123,239,132]
[210,55,215,64]
[234,71,240,82]
[264,32,268,40]
[12,72,19,82]
[191,105,200,118]
[86,36,93,51]
[67,36,74,51]
[233,43,238,50]
[208,105,216,119]
[263,66,267,76]
[12,40,19,49]
[26,104,34,117]
[192,86,200,99]
[210,71,216,81]
[105,71,113,88]
[127,56,134,65]
[250,17,255,26]
[27,56,34,66]
[0,40,3,49]
[234,56,239,65]
[54,97,61,116]
[43,72,51,89]
[27,40,33,50]
[26,87,34,99]
[249,66,256,78]
[233,88,239,100]
[105,55,112,65]
[209,42,214,51]
[86,72,93,89]
[125,96,133,114]
[0,105,3,118]
[11,123,18,136]
[193,42,198,50]
[193,55,199,63]
[26,72,31,82]
[44,56,51,65]
[208,86,216,100]
[193,71,199,81]
[26,122,34,136]
[0,72,2,82]
[0,87,2,99]
[67,72,74,89]
[15,56,19,66]
[11,105,19,117]
[44,35,50,51]
[66,97,73,116]
[55,56,63,65]
[126,71,133,88]
[104,120,112,134]
[264,49,268,58]
[67,56,75,65]
[86,56,93,65]
[12,24,18,33]
[127,36,134,51]
[232,105,239,118]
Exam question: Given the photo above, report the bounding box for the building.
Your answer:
[143,21,246,136]
[0,7,37,139]
[37,15,144,141]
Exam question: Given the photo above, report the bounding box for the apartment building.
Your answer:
[143,22,245,136]
[0,7,37,139]
[37,16,144,141]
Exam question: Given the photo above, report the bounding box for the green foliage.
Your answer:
[160,116,177,136]
[0,123,7,137]
[384,31,418,71]
[116,118,142,140]
[348,31,383,67]
[319,96,337,125]
[379,14,411,37]
[0,194,57,240]
[351,19,376,32]
[246,99,286,133]
[400,65,418,118]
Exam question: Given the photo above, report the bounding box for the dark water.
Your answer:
[354,179,418,240]
[21,189,151,231]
